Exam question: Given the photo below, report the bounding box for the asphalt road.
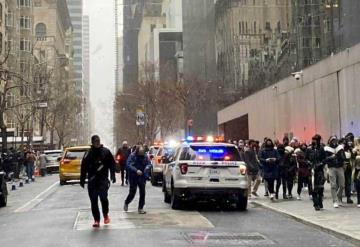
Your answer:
[0,175,356,247]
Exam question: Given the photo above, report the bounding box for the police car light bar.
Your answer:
[185,135,225,143]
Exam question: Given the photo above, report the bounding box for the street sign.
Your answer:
[38,102,48,108]
[136,108,145,126]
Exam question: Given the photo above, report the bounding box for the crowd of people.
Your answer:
[1,147,48,182]
[230,133,360,211]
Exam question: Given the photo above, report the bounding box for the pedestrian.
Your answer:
[295,142,311,200]
[116,141,131,186]
[283,137,297,199]
[238,140,245,161]
[352,138,360,208]
[38,152,47,177]
[124,145,152,214]
[25,150,36,182]
[276,144,289,199]
[244,140,261,198]
[324,136,346,208]
[307,134,326,211]
[80,135,116,228]
[341,136,354,204]
[259,138,279,201]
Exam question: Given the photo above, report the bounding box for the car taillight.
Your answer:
[224,155,231,161]
[239,165,247,175]
[180,163,188,174]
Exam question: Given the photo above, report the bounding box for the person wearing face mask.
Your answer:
[259,139,280,201]
[324,136,346,208]
[80,135,116,228]
[307,134,326,211]
[124,145,152,214]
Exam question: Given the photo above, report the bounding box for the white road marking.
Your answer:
[14,181,59,213]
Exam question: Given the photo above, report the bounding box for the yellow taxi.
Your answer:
[59,146,90,185]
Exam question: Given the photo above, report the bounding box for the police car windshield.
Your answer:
[180,145,241,161]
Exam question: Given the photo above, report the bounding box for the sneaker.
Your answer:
[283,195,288,200]
[288,194,293,199]
[314,206,320,211]
[92,221,100,228]
[138,209,146,214]
[251,191,259,197]
[333,202,339,208]
[270,194,275,201]
[123,203,128,212]
[357,204,360,208]
[264,192,269,197]
[297,195,301,200]
[347,198,354,204]
[338,201,343,207]
[104,215,110,224]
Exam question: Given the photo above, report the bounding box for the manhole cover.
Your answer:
[183,232,275,245]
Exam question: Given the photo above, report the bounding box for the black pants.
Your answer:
[355,170,360,205]
[265,178,275,194]
[276,175,287,196]
[287,175,295,196]
[125,177,146,209]
[88,185,109,222]
[297,176,309,196]
[120,166,128,185]
[344,164,353,199]
[312,170,325,208]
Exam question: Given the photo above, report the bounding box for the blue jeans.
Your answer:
[26,163,34,180]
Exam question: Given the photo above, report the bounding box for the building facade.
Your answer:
[82,15,91,138]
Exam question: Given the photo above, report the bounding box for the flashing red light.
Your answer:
[116,155,121,161]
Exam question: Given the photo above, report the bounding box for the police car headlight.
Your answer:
[239,165,247,175]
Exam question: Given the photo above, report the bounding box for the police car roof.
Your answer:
[183,142,236,147]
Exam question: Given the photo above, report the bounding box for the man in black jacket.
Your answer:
[80,135,116,228]
[307,134,326,210]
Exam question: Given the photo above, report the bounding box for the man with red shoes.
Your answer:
[80,135,116,228]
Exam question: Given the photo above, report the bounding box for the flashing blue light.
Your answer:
[197,148,225,154]
[186,136,194,141]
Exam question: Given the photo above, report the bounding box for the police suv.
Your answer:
[162,137,248,210]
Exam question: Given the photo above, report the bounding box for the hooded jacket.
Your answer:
[259,140,280,179]
[324,136,346,168]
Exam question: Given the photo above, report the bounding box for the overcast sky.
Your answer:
[84,1,116,149]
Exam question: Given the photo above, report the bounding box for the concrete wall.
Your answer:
[218,42,360,142]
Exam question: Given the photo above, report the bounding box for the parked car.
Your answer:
[44,150,63,173]
[151,145,177,186]
[59,146,90,185]
[163,138,248,210]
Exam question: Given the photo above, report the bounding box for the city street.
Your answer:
[0,174,356,247]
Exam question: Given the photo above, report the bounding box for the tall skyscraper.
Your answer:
[83,15,91,137]
[115,0,123,93]
[66,0,86,143]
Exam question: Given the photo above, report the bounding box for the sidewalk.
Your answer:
[250,182,360,245]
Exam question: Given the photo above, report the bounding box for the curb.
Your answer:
[251,201,360,246]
